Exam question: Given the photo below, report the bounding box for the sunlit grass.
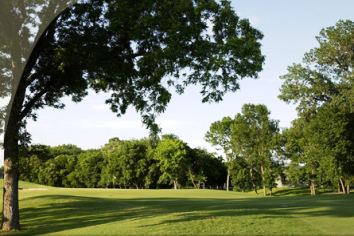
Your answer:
[0,180,353,235]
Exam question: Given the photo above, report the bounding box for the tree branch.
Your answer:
[25,71,41,86]
[19,89,46,120]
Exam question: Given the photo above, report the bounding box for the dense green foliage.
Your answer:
[206,104,283,196]
[18,136,227,189]
[279,20,354,195]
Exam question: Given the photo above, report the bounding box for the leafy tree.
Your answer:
[186,148,209,189]
[205,116,234,191]
[231,104,280,196]
[283,105,354,195]
[49,144,83,158]
[23,144,53,162]
[37,154,78,187]
[279,20,354,195]
[154,138,187,189]
[99,138,155,189]
[18,155,43,183]
[76,151,104,188]
[0,0,265,229]
[229,157,252,193]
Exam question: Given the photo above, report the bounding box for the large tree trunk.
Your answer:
[2,113,21,231]
[226,170,230,192]
[2,153,20,231]
[2,81,27,231]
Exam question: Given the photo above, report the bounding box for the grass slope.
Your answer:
[0,181,353,235]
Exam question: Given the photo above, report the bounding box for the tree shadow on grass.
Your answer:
[10,193,354,235]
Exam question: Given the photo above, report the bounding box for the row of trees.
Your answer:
[19,136,227,189]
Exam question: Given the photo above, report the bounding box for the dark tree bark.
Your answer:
[2,83,27,230]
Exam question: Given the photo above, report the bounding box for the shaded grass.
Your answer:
[0,181,353,235]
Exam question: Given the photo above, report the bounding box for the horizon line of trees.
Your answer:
[18,135,228,190]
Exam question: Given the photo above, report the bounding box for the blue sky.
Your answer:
[1,0,354,164]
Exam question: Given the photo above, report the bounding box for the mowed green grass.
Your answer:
[0,180,353,235]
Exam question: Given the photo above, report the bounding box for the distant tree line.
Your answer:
[18,135,227,189]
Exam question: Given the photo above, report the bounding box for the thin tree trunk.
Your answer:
[226,170,230,191]
[347,184,350,194]
[174,180,178,190]
[270,188,272,196]
[312,181,316,195]
[250,167,258,195]
[261,162,266,196]
[310,183,313,195]
[188,169,197,188]
[338,182,340,193]
[340,179,346,194]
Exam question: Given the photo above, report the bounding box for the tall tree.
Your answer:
[279,20,354,195]
[205,116,234,191]
[231,104,280,196]
[154,137,187,189]
[0,0,265,230]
